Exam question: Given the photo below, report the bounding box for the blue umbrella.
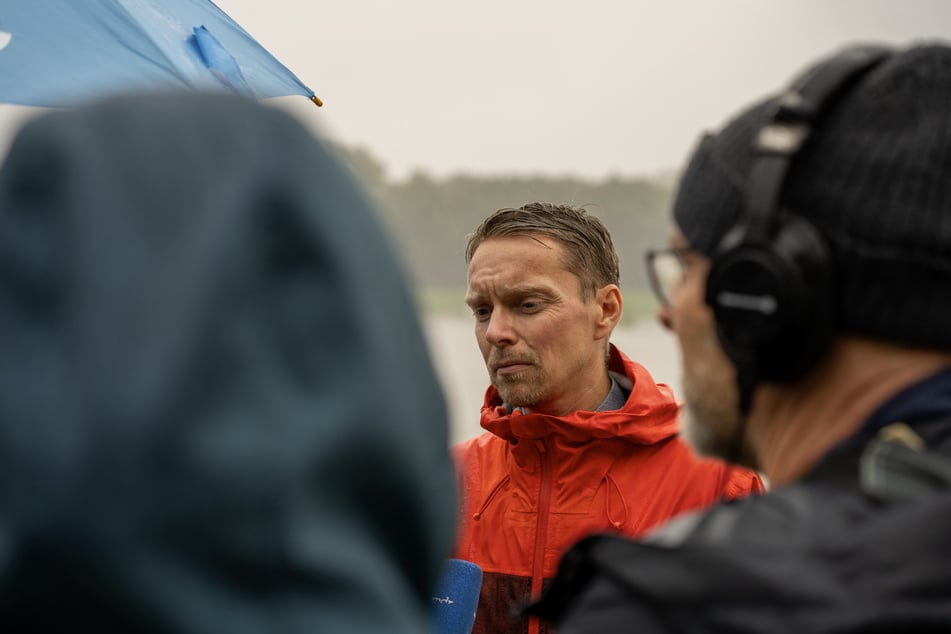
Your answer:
[0,0,322,108]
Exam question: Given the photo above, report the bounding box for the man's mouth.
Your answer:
[492,360,533,376]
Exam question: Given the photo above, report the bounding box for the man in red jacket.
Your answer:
[452,202,764,634]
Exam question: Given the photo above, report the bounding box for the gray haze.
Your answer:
[218,0,951,177]
[2,1,951,178]
[207,0,951,178]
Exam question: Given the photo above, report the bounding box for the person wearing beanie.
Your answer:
[0,92,457,633]
[525,42,951,632]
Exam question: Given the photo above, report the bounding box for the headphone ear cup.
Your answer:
[706,217,835,382]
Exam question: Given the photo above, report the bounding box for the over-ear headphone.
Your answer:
[705,45,893,385]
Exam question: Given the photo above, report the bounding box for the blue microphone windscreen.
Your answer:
[431,558,482,634]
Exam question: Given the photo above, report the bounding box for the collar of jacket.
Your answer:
[479,344,681,446]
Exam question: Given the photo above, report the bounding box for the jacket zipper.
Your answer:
[529,438,552,634]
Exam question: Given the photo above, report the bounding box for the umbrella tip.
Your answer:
[310,94,324,107]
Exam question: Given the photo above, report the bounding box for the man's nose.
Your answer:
[484,308,517,346]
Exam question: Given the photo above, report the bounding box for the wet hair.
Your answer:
[465,202,620,298]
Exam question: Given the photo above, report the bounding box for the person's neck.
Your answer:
[749,337,951,487]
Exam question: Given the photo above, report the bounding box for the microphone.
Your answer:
[431,558,483,634]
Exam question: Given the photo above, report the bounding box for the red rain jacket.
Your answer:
[452,345,765,634]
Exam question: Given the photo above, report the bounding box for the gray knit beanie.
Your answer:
[673,42,951,351]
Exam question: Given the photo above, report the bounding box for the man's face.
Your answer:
[465,235,616,416]
[659,232,744,460]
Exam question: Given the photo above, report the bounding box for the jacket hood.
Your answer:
[480,345,681,445]
[0,92,456,632]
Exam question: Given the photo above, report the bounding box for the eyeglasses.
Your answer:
[644,247,691,308]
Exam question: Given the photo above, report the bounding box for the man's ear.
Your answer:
[593,284,623,338]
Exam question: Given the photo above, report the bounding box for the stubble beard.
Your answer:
[680,356,743,461]
[491,364,548,409]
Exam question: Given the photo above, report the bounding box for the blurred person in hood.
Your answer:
[0,92,456,633]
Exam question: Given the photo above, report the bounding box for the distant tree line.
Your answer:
[330,143,677,301]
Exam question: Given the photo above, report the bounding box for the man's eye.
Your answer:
[520,301,541,312]
[472,307,491,321]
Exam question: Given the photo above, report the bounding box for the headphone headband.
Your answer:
[745,45,893,242]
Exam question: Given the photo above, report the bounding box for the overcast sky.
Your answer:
[3,1,951,180]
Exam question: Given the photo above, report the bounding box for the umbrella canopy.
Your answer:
[0,0,321,108]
